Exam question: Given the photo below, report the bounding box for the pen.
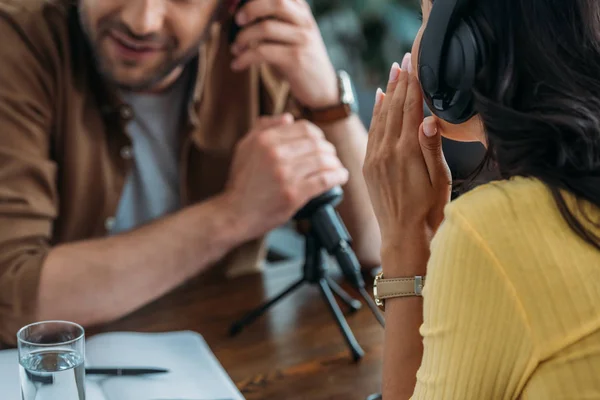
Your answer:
[86,367,170,375]
[26,368,169,384]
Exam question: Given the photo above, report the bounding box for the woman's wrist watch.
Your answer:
[373,272,425,310]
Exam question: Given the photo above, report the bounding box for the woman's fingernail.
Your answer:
[408,58,414,74]
[423,118,438,137]
[388,62,400,82]
[401,53,411,71]
[375,88,384,105]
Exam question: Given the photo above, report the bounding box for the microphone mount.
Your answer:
[230,187,384,361]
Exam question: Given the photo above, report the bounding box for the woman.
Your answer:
[363,0,600,398]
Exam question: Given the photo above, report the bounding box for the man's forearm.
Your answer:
[38,194,247,326]
[319,115,381,267]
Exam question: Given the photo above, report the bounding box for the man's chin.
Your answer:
[112,77,163,92]
[97,46,199,92]
[99,58,190,92]
[103,69,174,92]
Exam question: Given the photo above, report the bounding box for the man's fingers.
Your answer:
[231,20,306,55]
[288,152,344,182]
[276,120,326,142]
[236,0,311,28]
[297,167,349,204]
[231,43,292,71]
[252,119,327,153]
[253,113,294,131]
[277,137,336,160]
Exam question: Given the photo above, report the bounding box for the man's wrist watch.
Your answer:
[373,271,425,311]
[302,70,357,124]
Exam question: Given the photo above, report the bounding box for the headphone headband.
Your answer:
[418,0,463,95]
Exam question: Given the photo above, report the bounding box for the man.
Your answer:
[0,0,380,344]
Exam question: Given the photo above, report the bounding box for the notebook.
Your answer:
[0,330,245,400]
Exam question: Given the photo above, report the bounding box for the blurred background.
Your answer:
[307,0,490,181]
[267,0,494,261]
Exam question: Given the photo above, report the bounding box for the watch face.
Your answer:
[338,70,356,107]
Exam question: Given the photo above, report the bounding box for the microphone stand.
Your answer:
[229,187,384,362]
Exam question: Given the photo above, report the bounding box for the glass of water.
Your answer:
[17,321,86,400]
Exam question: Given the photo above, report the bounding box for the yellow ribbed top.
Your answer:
[411,177,600,399]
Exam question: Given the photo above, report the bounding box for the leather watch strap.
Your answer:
[303,104,352,124]
[302,70,355,124]
[373,274,425,310]
[377,277,425,299]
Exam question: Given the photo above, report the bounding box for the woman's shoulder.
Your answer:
[439,175,599,264]
[439,177,569,259]
[444,177,559,233]
[448,176,552,219]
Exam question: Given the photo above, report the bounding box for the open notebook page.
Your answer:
[0,331,244,400]
[85,331,245,400]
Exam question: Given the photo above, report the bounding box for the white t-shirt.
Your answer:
[110,70,191,235]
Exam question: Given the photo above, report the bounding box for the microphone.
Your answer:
[229,186,383,359]
[294,187,364,289]
[294,187,385,327]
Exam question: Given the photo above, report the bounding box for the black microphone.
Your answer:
[294,187,385,327]
[294,187,365,289]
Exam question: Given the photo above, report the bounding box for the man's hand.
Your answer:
[230,0,339,109]
[223,114,349,240]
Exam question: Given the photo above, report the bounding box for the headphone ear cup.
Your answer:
[444,33,471,90]
[435,19,482,123]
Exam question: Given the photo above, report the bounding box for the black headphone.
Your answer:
[418,0,486,124]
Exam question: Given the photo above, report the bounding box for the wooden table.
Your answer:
[91,260,384,400]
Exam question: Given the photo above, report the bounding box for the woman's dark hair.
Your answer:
[469,0,600,249]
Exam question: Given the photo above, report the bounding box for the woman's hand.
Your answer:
[363,55,451,276]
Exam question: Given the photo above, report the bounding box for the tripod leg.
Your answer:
[358,287,386,328]
[318,278,365,362]
[326,277,362,313]
[230,277,305,336]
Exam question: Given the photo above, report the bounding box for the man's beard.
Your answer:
[95,42,201,92]
[78,7,214,92]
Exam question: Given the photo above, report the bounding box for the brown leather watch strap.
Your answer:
[303,103,353,124]
[302,70,355,124]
